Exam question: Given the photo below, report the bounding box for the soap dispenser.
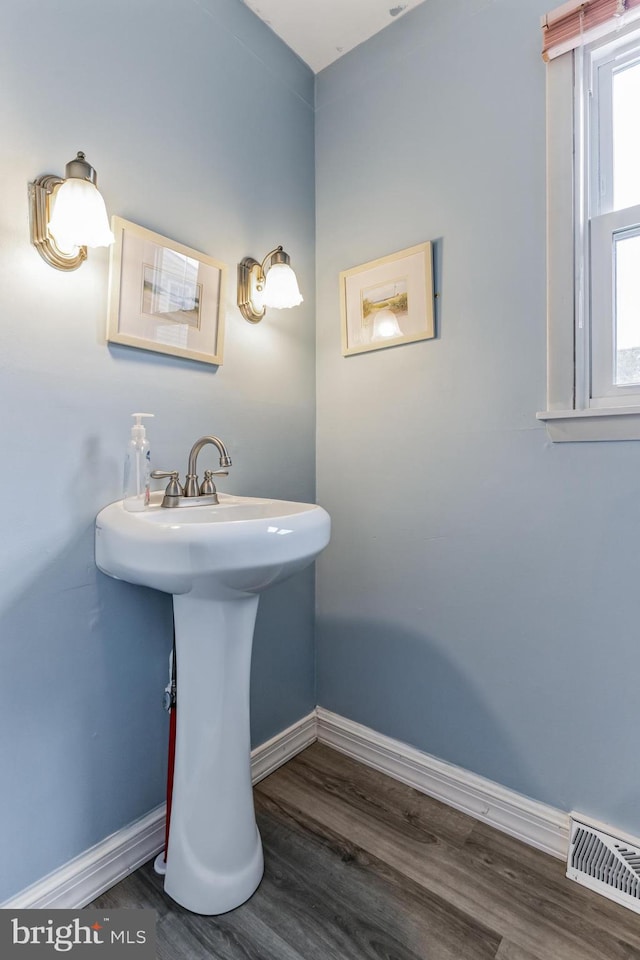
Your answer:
[123,413,154,512]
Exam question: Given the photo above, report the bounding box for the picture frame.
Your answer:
[107,217,226,365]
[340,241,434,356]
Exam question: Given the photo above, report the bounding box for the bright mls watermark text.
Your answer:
[0,910,156,958]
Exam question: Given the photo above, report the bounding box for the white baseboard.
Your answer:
[251,711,317,784]
[1,711,317,910]
[316,708,570,861]
[2,707,571,910]
[2,805,167,910]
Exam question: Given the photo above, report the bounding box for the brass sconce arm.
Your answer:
[29,174,88,271]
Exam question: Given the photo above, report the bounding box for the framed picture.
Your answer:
[107,217,226,365]
[340,241,434,356]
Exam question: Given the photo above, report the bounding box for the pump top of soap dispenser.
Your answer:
[130,412,154,442]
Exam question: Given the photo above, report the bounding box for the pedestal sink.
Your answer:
[95,491,330,915]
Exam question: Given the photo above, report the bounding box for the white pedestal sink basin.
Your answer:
[95,491,330,915]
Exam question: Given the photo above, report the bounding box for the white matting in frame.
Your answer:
[107,217,226,365]
[340,241,434,356]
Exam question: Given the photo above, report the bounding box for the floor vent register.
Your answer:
[568,814,640,914]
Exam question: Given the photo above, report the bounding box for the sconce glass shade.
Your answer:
[262,261,303,309]
[30,151,113,270]
[48,178,114,251]
[371,308,403,341]
[237,245,303,322]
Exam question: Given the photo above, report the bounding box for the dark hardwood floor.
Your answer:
[91,743,640,959]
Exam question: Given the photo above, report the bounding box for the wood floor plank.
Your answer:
[93,861,308,960]
[258,747,638,960]
[159,894,307,960]
[292,742,476,847]
[91,861,172,916]
[494,941,547,960]
[464,820,640,951]
[254,790,500,960]
[91,744,640,960]
[93,787,498,958]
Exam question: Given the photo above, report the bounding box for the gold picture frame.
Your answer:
[107,217,226,365]
[340,241,434,356]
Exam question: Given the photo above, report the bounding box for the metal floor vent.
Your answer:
[568,815,640,914]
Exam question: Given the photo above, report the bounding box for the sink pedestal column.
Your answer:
[164,590,264,915]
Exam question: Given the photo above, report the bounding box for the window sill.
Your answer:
[537,407,640,442]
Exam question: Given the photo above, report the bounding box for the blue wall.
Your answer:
[315,0,640,837]
[0,0,315,902]
[5,0,640,908]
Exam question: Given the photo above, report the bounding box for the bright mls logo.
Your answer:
[0,910,156,957]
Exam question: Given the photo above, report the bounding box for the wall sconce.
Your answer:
[29,151,114,271]
[237,245,303,323]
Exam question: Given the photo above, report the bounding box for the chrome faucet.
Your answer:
[184,436,232,497]
[151,435,232,508]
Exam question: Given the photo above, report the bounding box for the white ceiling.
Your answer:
[242,0,429,73]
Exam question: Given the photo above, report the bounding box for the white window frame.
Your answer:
[538,19,640,441]
[591,213,640,403]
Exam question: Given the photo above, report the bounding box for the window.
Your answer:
[538,0,640,440]
[589,38,640,405]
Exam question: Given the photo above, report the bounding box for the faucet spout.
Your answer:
[185,436,232,498]
[187,435,232,474]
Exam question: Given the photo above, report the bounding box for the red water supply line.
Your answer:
[163,635,177,861]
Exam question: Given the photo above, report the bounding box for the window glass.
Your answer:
[613,59,640,211]
[614,230,640,385]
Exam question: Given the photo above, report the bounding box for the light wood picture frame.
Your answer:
[107,217,226,365]
[340,241,434,356]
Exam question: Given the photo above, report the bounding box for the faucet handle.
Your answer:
[199,469,228,496]
[151,470,184,498]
